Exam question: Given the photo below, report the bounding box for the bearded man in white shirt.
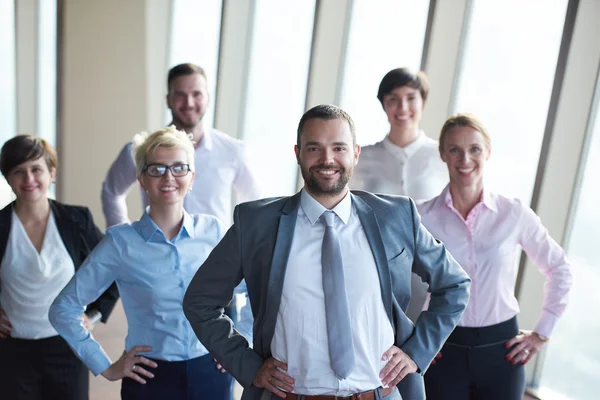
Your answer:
[183,104,470,400]
[101,63,261,228]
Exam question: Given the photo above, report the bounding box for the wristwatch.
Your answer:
[534,332,549,342]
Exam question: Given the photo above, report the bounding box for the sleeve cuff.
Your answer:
[87,347,113,376]
[237,349,265,388]
[400,340,430,375]
[534,310,560,338]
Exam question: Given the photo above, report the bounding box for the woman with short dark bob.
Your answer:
[417,114,573,399]
[351,67,447,201]
[50,126,244,400]
[0,134,119,399]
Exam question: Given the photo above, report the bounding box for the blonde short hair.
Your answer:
[439,113,491,152]
[131,126,195,176]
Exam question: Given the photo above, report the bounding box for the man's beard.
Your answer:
[302,164,352,196]
[172,111,203,131]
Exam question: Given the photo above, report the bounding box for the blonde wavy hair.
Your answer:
[131,126,195,177]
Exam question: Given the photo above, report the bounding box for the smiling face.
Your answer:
[295,117,360,203]
[138,146,195,208]
[440,125,491,190]
[6,158,55,203]
[166,73,209,131]
[382,86,424,132]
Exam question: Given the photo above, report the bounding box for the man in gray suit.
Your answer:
[183,104,470,400]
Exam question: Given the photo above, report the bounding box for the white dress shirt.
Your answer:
[0,210,75,339]
[417,185,573,337]
[101,128,262,227]
[351,132,447,201]
[271,189,394,396]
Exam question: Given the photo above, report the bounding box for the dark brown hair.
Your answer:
[296,104,356,148]
[0,134,58,177]
[377,68,430,107]
[167,63,207,91]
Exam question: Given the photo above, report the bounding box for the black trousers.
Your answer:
[0,335,88,400]
[121,353,234,400]
[424,316,526,400]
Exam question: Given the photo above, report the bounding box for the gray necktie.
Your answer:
[320,210,355,379]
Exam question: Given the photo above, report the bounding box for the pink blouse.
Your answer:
[417,185,573,337]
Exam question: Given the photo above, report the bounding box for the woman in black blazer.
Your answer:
[0,134,119,400]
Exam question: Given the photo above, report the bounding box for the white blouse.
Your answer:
[0,210,75,339]
[351,132,448,202]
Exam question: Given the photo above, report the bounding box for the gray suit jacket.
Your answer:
[183,191,470,400]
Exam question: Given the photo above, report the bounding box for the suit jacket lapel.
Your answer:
[0,203,14,264]
[352,194,394,326]
[260,193,301,357]
[50,200,80,267]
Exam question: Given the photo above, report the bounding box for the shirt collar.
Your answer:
[196,126,213,151]
[382,130,427,158]
[167,121,213,151]
[300,188,352,226]
[441,184,498,213]
[482,189,498,212]
[180,210,195,237]
[137,208,194,242]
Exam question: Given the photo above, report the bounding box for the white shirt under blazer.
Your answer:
[0,210,74,339]
[271,189,395,396]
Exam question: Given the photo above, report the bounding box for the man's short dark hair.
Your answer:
[167,63,207,91]
[0,134,58,177]
[296,104,356,148]
[377,68,430,107]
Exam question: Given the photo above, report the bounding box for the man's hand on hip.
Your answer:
[253,357,295,398]
[379,345,418,387]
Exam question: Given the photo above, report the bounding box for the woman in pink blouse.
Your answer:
[417,113,572,400]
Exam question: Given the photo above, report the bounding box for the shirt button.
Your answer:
[179,282,184,288]
[174,265,179,270]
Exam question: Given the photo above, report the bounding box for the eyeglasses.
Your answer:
[143,163,191,177]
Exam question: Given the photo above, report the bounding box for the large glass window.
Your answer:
[0,0,16,207]
[453,0,568,202]
[0,0,16,146]
[37,0,57,147]
[169,0,223,127]
[537,91,600,400]
[241,0,316,197]
[339,0,430,146]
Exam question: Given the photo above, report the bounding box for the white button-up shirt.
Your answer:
[417,185,573,337]
[351,132,447,202]
[271,189,394,396]
[101,128,262,227]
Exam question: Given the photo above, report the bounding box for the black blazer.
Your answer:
[0,200,119,323]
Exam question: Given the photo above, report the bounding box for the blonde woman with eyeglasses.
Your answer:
[50,126,251,400]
